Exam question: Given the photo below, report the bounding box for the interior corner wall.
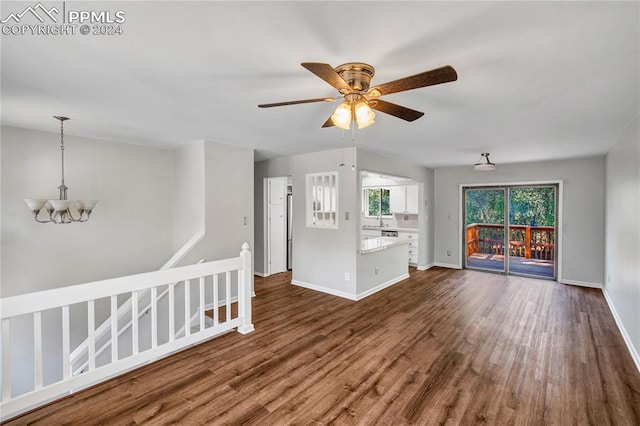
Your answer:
[0,125,174,297]
[604,116,640,368]
[254,148,358,296]
[355,148,435,271]
[176,140,254,269]
[172,141,205,252]
[434,156,605,287]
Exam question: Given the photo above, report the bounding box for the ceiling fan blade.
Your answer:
[370,99,424,122]
[321,116,335,128]
[301,63,352,93]
[368,65,457,96]
[258,97,336,108]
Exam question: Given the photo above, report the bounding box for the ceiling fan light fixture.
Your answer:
[331,101,352,130]
[474,152,496,171]
[354,101,375,129]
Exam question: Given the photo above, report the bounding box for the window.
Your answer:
[306,172,338,229]
[364,188,391,217]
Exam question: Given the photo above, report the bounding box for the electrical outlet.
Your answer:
[345,272,350,281]
[375,267,379,275]
[447,250,452,256]
[345,211,350,221]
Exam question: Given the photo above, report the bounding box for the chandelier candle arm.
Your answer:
[24,116,98,224]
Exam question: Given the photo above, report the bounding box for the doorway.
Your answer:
[463,184,557,279]
[265,177,289,275]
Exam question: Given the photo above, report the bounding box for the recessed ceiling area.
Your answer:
[1,1,638,168]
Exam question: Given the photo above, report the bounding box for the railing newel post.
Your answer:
[237,242,254,334]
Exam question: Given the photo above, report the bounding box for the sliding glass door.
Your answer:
[464,185,557,279]
[464,188,506,273]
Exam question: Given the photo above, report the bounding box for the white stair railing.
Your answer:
[69,231,205,375]
[0,243,253,422]
[72,260,206,376]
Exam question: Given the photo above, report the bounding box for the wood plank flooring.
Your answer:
[5,268,640,425]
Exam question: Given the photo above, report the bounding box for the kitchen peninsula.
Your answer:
[357,233,410,300]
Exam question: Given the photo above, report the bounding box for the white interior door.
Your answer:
[267,177,287,275]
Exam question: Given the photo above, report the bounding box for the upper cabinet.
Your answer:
[390,185,419,214]
[406,185,419,214]
[268,177,286,205]
[389,186,405,213]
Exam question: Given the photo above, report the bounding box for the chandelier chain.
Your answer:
[60,117,65,185]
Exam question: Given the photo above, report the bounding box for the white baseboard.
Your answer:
[254,271,267,277]
[355,273,410,300]
[434,262,462,269]
[602,288,640,373]
[291,279,357,301]
[417,263,434,271]
[561,279,602,289]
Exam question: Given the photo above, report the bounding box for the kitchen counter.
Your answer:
[362,225,418,233]
[361,236,410,254]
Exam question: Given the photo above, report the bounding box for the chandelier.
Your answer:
[24,116,98,224]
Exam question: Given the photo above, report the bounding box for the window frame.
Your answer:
[306,172,339,229]
[363,187,393,218]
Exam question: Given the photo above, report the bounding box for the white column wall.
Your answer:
[604,117,640,370]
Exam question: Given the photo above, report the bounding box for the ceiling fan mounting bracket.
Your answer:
[334,62,375,92]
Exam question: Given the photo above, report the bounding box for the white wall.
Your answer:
[604,116,640,369]
[172,141,205,252]
[1,125,174,297]
[434,156,605,287]
[255,148,358,295]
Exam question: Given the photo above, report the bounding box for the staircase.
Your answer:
[0,243,254,421]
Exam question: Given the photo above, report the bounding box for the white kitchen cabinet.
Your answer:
[390,185,419,214]
[399,231,419,265]
[405,185,419,214]
[268,177,286,205]
[389,186,405,213]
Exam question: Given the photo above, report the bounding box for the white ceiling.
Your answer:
[1,1,638,168]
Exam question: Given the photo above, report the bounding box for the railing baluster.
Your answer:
[184,280,191,336]
[213,274,219,326]
[1,318,10,400]
[62,306,70,379]
[132,291,139,355]
[110,296,118,363]
[151,287,158,349]
[34,312,43,389]
[199,277,205,332]
[87,301,95,371]
[225,271,231,321]
[169,283,175,342]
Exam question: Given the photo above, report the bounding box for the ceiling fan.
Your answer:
[258,62,457,129]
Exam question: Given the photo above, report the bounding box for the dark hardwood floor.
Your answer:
[6,268,640,425]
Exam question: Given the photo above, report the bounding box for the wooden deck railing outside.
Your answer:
[466,223,555,260]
